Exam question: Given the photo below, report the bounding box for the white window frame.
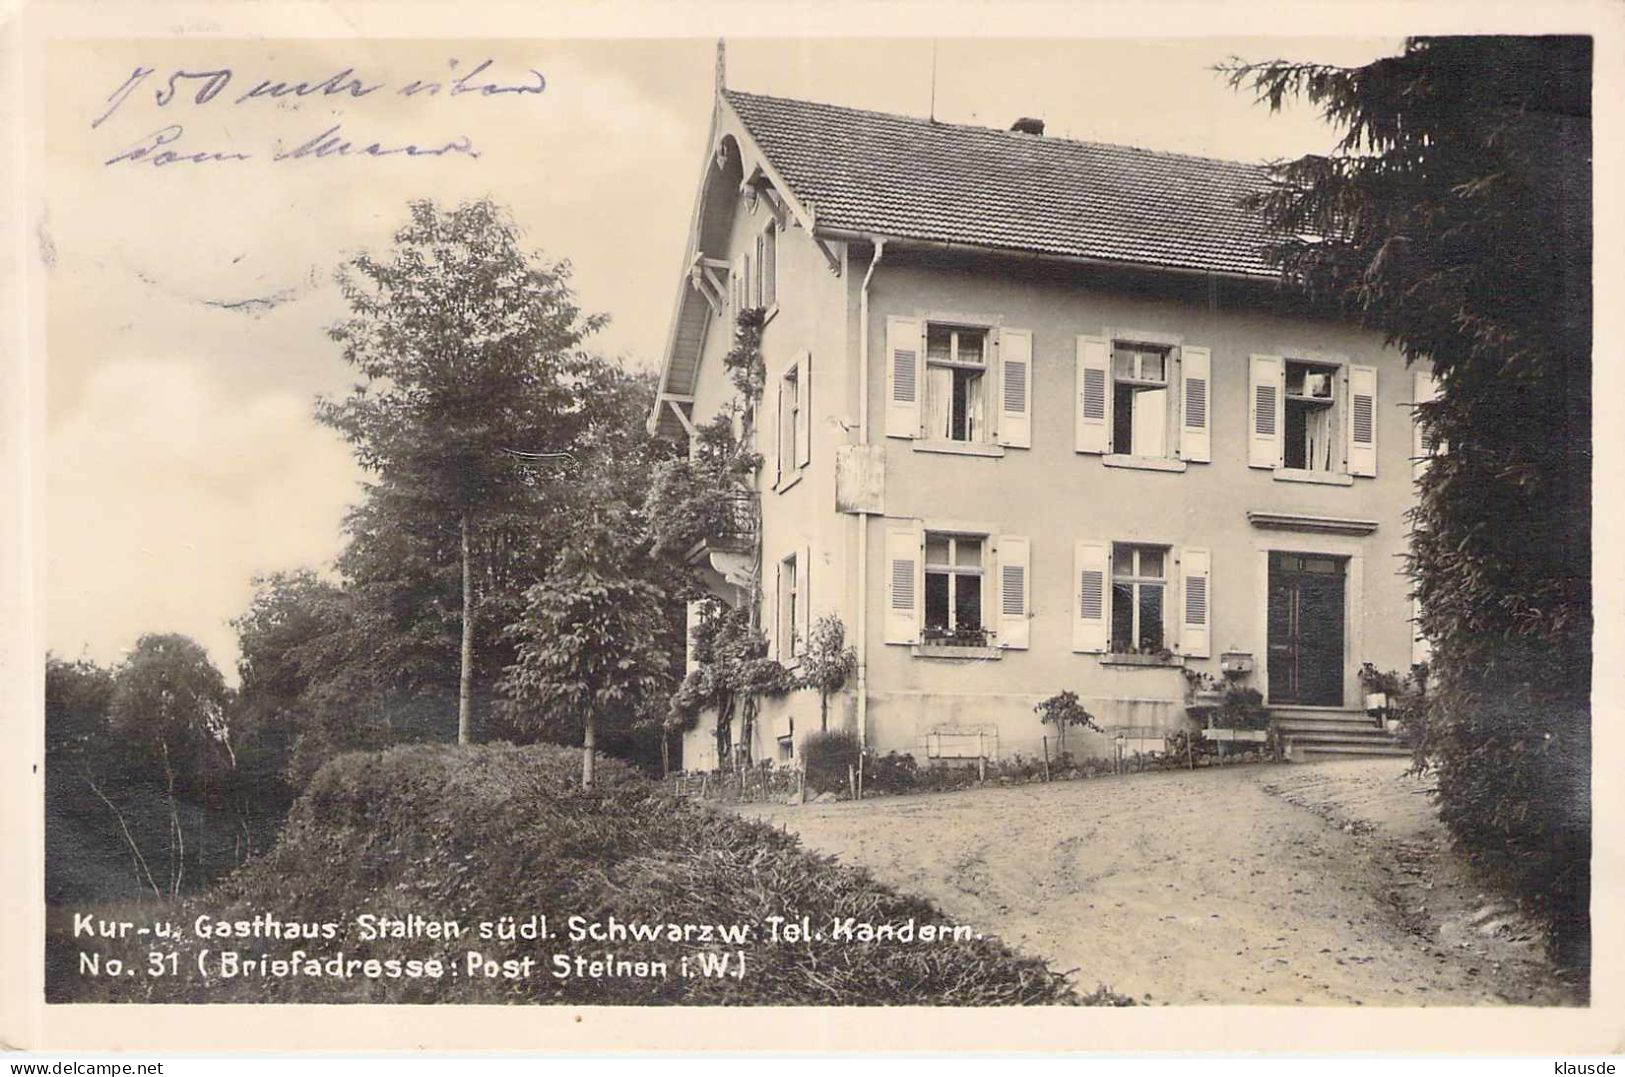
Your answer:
[923,322,993,446]
[779,551,801,659]
[922,531,989,647]
[779,361,801,485]
[756,221,778,316]
[1109,543,1170,655]
[1281,357,1345,475]
[1109,341,1176,459]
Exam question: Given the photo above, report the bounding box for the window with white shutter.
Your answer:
[1075,336,1110,454]
[997,329,1032,449]
[1179,547,1211,658]
[884,521,923,644]
[1249,354,1284,469]
[996,535,1030,649]
[1072,540,1109,653]
[1347,365,1378,477]
[1413,367,1440,480]
[1180,346,1211,463]
[885,317,922,439]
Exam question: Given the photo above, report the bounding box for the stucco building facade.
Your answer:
[652,79,1433,770]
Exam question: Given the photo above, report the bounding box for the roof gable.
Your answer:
[723,89,1279,278]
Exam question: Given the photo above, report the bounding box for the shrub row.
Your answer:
[48,742,1087,1006]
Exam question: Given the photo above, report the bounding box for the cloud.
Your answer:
[47,359,358,679]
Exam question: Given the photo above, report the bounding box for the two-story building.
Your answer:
[652,71,1434,769]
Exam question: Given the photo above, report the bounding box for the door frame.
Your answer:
[1253,539,1365,709]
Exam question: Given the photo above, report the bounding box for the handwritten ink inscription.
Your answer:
[94,58,543,166]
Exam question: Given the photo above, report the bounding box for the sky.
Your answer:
[44,35,1404,679]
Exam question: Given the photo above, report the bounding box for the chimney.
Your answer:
[1010,117,1045,136]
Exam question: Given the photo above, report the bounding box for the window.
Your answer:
[756,224,778,310]
[779,553,801,658]
[923,533,986,646]
[1283,359,1340,472]
[1110,544,1167,653]
[1075,336,1207,463]
[780,364,800,473]
[777,719,795,763]
[924,324,989,443]
[1249,355,1378,478]
[1111,343,1171,457]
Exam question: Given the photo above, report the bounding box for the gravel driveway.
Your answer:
[741,758,1578,1005]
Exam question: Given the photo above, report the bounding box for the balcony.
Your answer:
[684,492,759,600]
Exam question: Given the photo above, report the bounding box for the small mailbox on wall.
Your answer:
[1220,651,1255,675]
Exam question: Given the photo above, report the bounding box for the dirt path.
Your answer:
[741,759,1578,1005]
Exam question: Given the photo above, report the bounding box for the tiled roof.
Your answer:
[725,89,1280,279]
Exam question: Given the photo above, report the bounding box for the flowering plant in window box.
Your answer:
[921,626,991,648]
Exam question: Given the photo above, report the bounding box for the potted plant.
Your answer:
[1182,668,1226,707]
[1358,663,1402,715]
[1204,686,1270,744]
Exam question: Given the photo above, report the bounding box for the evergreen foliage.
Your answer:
[1226,37,1592,964]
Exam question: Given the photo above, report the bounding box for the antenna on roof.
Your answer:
[929,39,938,121]
[715,38,726,94]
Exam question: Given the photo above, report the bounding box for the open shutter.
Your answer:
[1348,364,1378,477]
[1412,367,1438,480]
[795,351,812,468]
[798,542,812,653]
[1248,354,1283,469]
[885,316,922,439]
[997,328,1033,448]
[1179,547,1212,658]
[730,254,745,320]
[770,558,783,659]
[996,535,1031,649]
[1071,540,1108,653]
[884,521,923,644]
[772,371,784,486]
[1179,345,1211,463]
[1075,336,1110,454]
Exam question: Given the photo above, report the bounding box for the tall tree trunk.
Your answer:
[459,513,474,746]
[83,772,161,901]
[160,740,183,898]
[582,712,596,789]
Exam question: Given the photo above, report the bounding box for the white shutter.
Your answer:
[798,542,812,653]
[1075,336,1110,454]
[885,317,922,439]
[795,351,812,468]
[1179,345,1212,463]
[997,328,1033,449]
[996,535,1031,650]
[1248,354,1283,469]
[1071,540,1109,653]
[772,370,784,486]
[770,558,783,659]
[1179,547,1212,658]
[884,521,923,645]
[1412,366,1438,480]
[1348,364,1378,477]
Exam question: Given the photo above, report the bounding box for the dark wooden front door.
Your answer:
[1267,552,1346,706]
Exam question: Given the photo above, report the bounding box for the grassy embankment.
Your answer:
[49,743,1117,1005]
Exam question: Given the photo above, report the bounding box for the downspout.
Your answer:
[855,238,886,750]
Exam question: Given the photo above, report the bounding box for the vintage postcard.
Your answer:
[2,0,1621,1056]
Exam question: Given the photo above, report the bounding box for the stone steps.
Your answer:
[1270,708,1407,762]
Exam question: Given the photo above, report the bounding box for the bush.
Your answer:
[47,743,1087,1005]
[802,729,861,794]
[864,751,918,794]
[1215,687,1270,731]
